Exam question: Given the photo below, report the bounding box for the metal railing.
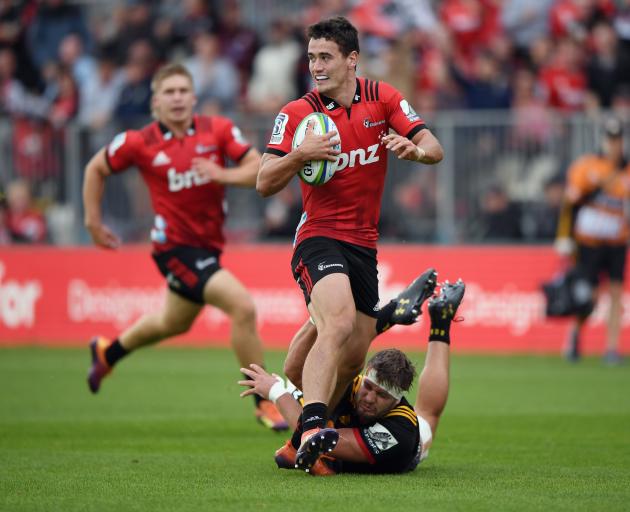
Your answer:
[0,111,626,246]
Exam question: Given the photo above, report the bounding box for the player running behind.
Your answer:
[82,63,287,430]
[240,279,465,475]
[257,16,444,464]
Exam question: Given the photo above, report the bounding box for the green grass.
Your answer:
[1,347,629,511]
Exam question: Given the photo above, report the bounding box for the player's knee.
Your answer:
[231,298,257,326]
[161,316,193,337]
[319,315,354,347]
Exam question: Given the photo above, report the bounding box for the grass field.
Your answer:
[1,347,629,512]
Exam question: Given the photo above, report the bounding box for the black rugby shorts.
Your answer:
[576,244,627,285]
[152,246,222,304]
[291,236,379,317]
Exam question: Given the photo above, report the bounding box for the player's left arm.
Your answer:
[191,148,261,188]
[382,128,443,164]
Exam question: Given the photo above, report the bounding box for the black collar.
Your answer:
[158,117,196,140]
[318,79,362,111]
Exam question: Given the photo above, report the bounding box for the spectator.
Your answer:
[108,0,155,64]
[217,0,259,94]
[0,47,48,118]
[246,19,301,114]
[538,37,587,111]
[510,68,554,149]
[157,0,217,54]
[613,1,630,89]
[0,48,62,184]
[183,31,239,115]
[0,0,41,90]
[58,32,96,90]
[450,50,511,109]
[586,21,625,110]
[113,40,154,127]
[27,0,90,71]
[77,49,126,133]
[46,64,78,128]
[479,184,522,240]
[522,175,564,240]
[0,185,11,245]
[501,0,554,61]
[5,179,47,243]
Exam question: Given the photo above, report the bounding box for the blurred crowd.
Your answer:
[1,0,630,245]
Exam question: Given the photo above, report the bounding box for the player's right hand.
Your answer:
[87,223,121,249]
[296,120,340,163]
[238,364,283,400]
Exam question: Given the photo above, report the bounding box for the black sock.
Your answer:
[291,418,303,449]
[243,372,264,406]
[104,339,129,366]
[301,402,327,433]
[429,320,451,344]
[375,301,397,334]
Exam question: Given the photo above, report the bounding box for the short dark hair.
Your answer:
[307,16,360,56]
[366,349,416,393]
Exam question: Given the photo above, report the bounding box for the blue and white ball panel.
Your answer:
[291,112,341,186]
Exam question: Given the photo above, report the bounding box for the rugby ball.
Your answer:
[292,112,341,186]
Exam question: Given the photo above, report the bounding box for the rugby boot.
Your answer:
[295,427,339,473]
[87,336,112,394]
[274,440,297,469]
[255,400,289,431]
[309,454,337,476]
[428,279,466,323]
[391,267,438,325]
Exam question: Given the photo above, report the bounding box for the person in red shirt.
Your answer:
[5,179,47,243]
[257,17,444,470]
[82,63,287,431]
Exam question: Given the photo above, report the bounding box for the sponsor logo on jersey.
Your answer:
[195,256,217,270]
[108,132,127,157]
[269,113,289,145]
[363,118,385,128]
[152,151,171,166]
[167,168,211,192]
[195,144,217,154]
[317,261,344,271]
[364,423,398,454]
[326,102,335,110]
[150,215,167,244]
[335,143,380,172]
[399,99,420,122]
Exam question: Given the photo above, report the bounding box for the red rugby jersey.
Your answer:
[105,115,251,253]
[265,77,425,249]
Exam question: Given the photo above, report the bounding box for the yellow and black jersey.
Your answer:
[331,376,421,474]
